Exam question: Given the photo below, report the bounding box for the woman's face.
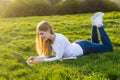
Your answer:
[39,29,50,41]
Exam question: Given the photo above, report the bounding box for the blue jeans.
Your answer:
[75,26,113,55]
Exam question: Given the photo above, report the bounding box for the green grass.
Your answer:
[0,12,120,80]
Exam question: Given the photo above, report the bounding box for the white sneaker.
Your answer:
[91,12,104,27]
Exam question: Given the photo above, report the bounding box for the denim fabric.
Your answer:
[75,26,113,55]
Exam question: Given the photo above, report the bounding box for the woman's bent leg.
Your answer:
[76,26,113,55]
[98,26,113,50]
[91,26,99,43]
[76,12,113,55]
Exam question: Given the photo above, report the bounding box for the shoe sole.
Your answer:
[91,12,104,20]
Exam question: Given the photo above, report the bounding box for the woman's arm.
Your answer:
[27,55,61,63]
[38,56,61,62]
[35,56,77,62]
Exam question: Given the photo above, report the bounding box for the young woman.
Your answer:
[27,12,113,63]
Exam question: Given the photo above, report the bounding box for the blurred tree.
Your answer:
[55,0,78,14]
[0,0,119,17]
[0,0,13,14]
[78,0,119,13]
[1,0,54,17]
[49,0,61,5]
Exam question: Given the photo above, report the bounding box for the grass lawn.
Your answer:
[0,12,120,80]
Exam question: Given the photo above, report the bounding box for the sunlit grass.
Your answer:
[0,12,120,80]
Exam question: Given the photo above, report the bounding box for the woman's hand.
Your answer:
[26,56,40,64]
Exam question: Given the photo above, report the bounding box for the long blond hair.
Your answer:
[36,21,54,57]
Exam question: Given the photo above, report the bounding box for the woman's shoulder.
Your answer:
[52,33,70,46]
[55,33,66,39]
[55,33,64,36]
[52,33,66,46]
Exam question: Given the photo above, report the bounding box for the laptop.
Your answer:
[12,52,30,67]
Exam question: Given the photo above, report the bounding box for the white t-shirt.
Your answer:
[39,33,83,61]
